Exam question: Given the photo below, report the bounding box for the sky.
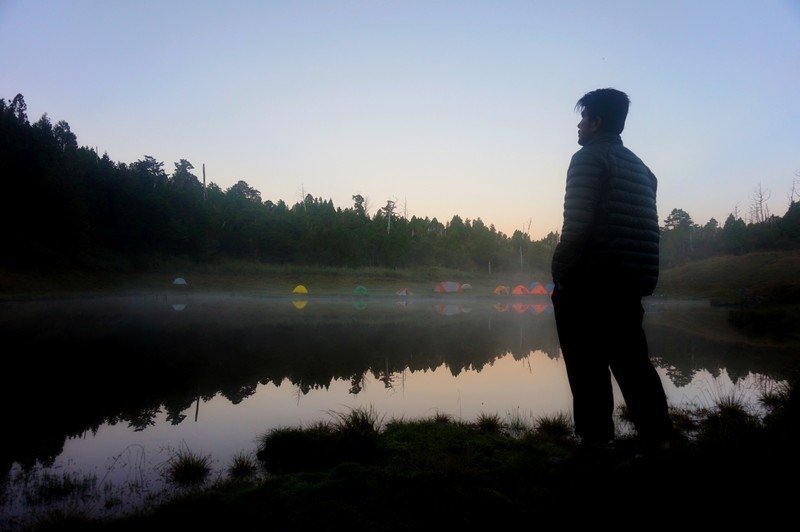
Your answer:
[1,0,799,238]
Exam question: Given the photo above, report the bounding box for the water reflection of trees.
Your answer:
[1,298,796,474]
[647,324,797,387]
[0,300,559,473]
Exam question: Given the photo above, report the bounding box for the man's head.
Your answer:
[575,88,630,145]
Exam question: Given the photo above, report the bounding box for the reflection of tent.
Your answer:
[494,285,510,295]
[396,287,412,296]
[354,285,368,295]
[172,303,187,311]
[292,300,307,310]
[292,285,308,294]
[436,303,463,315]
[173,277,187,286]
[396,299,411,309]
[461,283,473,290]
[493,303,509,312]
[512,303,529,313]
[528,282,549,295]
[434,281,463,293]
[531,304,549,314]
[353,300,368,310]
[511,285,529,295]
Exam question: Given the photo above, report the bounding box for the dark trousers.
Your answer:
[552,284,673,444]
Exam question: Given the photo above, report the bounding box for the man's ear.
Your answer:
[590,116,602,133]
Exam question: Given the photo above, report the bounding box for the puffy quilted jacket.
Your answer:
[551,132,659,295]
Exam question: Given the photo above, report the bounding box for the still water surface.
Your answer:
[1,293,794,521]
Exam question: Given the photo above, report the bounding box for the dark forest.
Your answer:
[2,93,798,273]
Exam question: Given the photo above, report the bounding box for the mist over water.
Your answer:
[1,293,793,521]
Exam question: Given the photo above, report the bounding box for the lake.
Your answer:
[0,292,795,523]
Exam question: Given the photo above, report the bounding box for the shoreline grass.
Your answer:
[13,387,799,529]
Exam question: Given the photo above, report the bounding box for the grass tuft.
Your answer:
[534,412,574,441]
[505,408,533,437]
[760,381,792,412]
[166,448,212,486]
[668,405,701,437]
[476,412,504,433]
[257,424,335,474]
[328,405,385,436]
[258,407,386,474]
[759,377,800,441]
[696,394,762,446]
[432,411,453,424]
[228,452,258,480]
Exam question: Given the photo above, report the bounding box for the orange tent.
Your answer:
[529,282,549,295]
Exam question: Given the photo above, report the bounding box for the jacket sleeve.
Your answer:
[551,148,607,283]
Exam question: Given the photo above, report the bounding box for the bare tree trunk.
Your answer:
[789,171,800,207]
[749,182,771,223]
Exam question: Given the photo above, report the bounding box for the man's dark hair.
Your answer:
[576,88,630,135]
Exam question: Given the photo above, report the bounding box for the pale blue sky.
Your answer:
[2,0,798,238]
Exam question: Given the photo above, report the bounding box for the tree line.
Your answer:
[2,94,798,273]
[660,195,800,267]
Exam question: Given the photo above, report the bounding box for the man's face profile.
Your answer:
[577,111,600,146]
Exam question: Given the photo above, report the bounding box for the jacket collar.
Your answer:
[585,132,622,146]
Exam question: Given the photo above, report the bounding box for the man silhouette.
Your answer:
[551,88,674,450]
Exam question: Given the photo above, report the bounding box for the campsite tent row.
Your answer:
[293,285,414,296]
[494,282,554,296]
[299,283,555,296]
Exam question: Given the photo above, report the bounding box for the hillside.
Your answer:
[657,250,800,302]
